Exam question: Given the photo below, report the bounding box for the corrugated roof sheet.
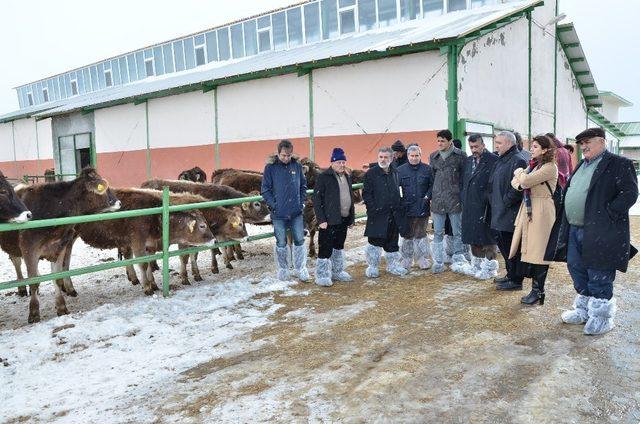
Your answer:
[0,0,541,123]
[557,22,601,108]
[617,122,640,135]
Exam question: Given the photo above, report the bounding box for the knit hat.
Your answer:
[391,140,406,153]
[330,147,347,162]
[576,127,605,143]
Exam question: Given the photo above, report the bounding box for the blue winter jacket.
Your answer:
[261,155,307,220]
[397,162,433,217]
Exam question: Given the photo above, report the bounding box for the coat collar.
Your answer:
[568,150,613,192]
[265,154,300,165]
[434,146,464,160]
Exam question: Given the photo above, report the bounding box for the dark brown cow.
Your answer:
[44,168,56,183]
[178,166,207,183]
[210,168,263,194]
[73,188,218,294]
[0,171,32,223]
[141,179,265,276]
[0,168,121,323]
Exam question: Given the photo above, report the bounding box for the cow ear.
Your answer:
[241,202,250,211]
[302,165,309,174]
[188,219,196,233]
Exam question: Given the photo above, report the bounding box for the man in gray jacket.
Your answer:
[429,129,467,273]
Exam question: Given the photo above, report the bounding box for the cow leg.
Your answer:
[308,228,317,258]
[179,254,191,285]
[60,243,77,297]
[210,248,220,274]
[225,246,236,262]
[190,253,203,281]
[11,257,28,297]
[223,247,234,270]
[132,245,156,295]
[121,247,140,286]
[23,253,41,323]
[234,244,244,260]
[52,252,69,316]
[150,260,160,272]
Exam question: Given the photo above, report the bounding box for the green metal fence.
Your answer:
[0,183,365,298]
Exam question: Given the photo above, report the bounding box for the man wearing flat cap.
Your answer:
[391,140,408,168]
[556,128,638,335]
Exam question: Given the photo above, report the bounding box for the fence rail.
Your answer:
[0,183,365,297]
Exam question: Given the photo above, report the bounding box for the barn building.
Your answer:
[0,0,618,186]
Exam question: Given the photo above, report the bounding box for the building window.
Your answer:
[471,0,497,7]
[173,40,186,71]
[423,0,443,16]
[358,0,377,31]
[71,79,79,95]
[42,88,49,102]
[272,11,287,50]
[448,0,467,12]
[184,37,196,69]
[377,0,398,27]
[119,57,129,84]
[257,15,272,52]
[321,0,338,40]
[304,2,321,43]
[338,0,357,35]
[400,0,421,21]
[153,46,165,75]
[287,7,303,46]
[205,31,218,62]
[194,34,206,66]
[145,58,154,77]
[27,92,34,106]
[243,20,258,56]
[127,53,138,81]
[217,27,231,61]
[105,70,113,87]
[231,23,245,58]
[163,43,175,71]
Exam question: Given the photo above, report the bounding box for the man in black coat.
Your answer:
[558,128,638,335]
[460,134,499,279]
[363,147,408,278]
[398,145,433,270]
[312,148,356,287]
[488,131,528,290]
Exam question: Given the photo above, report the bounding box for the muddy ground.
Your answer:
[1,217,639,423]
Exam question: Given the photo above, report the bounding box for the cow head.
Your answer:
[171,210,214,246]
[210,207,248,241]
[75,167,121,214]
[178,167,207,183]
[240,191,271,223]
[0,171,32,223]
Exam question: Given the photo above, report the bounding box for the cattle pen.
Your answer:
[0,184,364,298]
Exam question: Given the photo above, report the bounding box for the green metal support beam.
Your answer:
[564,42,580,48]
[569,57,585,63]
[553,0,558,134]
[447,44,460,139]
[528,12,532,142]
[162,187,170,297]
[574,71,590,76]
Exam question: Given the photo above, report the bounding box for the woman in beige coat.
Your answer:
[509,135,559,305]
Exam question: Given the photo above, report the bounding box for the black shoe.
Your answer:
[521,289,545,305]
[496,280,523,291]
[494,275,509,284]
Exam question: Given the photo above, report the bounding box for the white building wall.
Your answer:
[148,91,215,149]
[530,0,557,135]
[94,103,147,153]
[598,101,620,123]
[218,73,308,143]
[0,122,15,163]
[36,118,54,159]
[13,118,38,161]
[458,18,529,134]
[555,45,586,142]
[620,135,640,149]
[313,51,448,136]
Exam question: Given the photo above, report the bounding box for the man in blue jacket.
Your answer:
[398,145,433,270]
[261,140,310,282]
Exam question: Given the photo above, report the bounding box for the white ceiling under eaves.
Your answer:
[557,22,601,108]
[0,0,542,122]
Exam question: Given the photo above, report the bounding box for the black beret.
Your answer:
[391,140,406,152]
[575,127,605,143]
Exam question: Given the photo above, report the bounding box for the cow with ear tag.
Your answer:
[0,167,121,323]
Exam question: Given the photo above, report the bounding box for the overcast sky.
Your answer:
[1,0,637,121]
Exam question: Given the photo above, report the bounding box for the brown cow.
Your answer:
[73,188,221,294]
[0,171,32,223]
[210,168,263,194]
[178,166,207,183]
[0,168,121,323]
[141,179,268,273]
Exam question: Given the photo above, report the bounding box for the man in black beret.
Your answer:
[559,127,638,335]
[391,140,408,168]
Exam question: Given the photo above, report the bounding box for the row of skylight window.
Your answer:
[16,0,499,109]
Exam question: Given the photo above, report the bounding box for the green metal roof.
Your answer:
[588,108,626,138]
[617,122,640,136]
[599,91,633,107]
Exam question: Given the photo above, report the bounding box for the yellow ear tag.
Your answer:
[97,183,106,194]
[188,220,196,233]
[232,221,240,228]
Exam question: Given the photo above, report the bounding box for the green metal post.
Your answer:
[145,101,151,180]
[447,44,459,138]
[308,70,315,161]
[214,88,220,170]
[528,12,532,143]
[162,186,170,297]
[90,133,97,169]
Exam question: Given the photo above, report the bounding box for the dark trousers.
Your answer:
[496,230,523,283]
[368,215,400,253]
[567,225,615,300]
[318,217,350,259]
